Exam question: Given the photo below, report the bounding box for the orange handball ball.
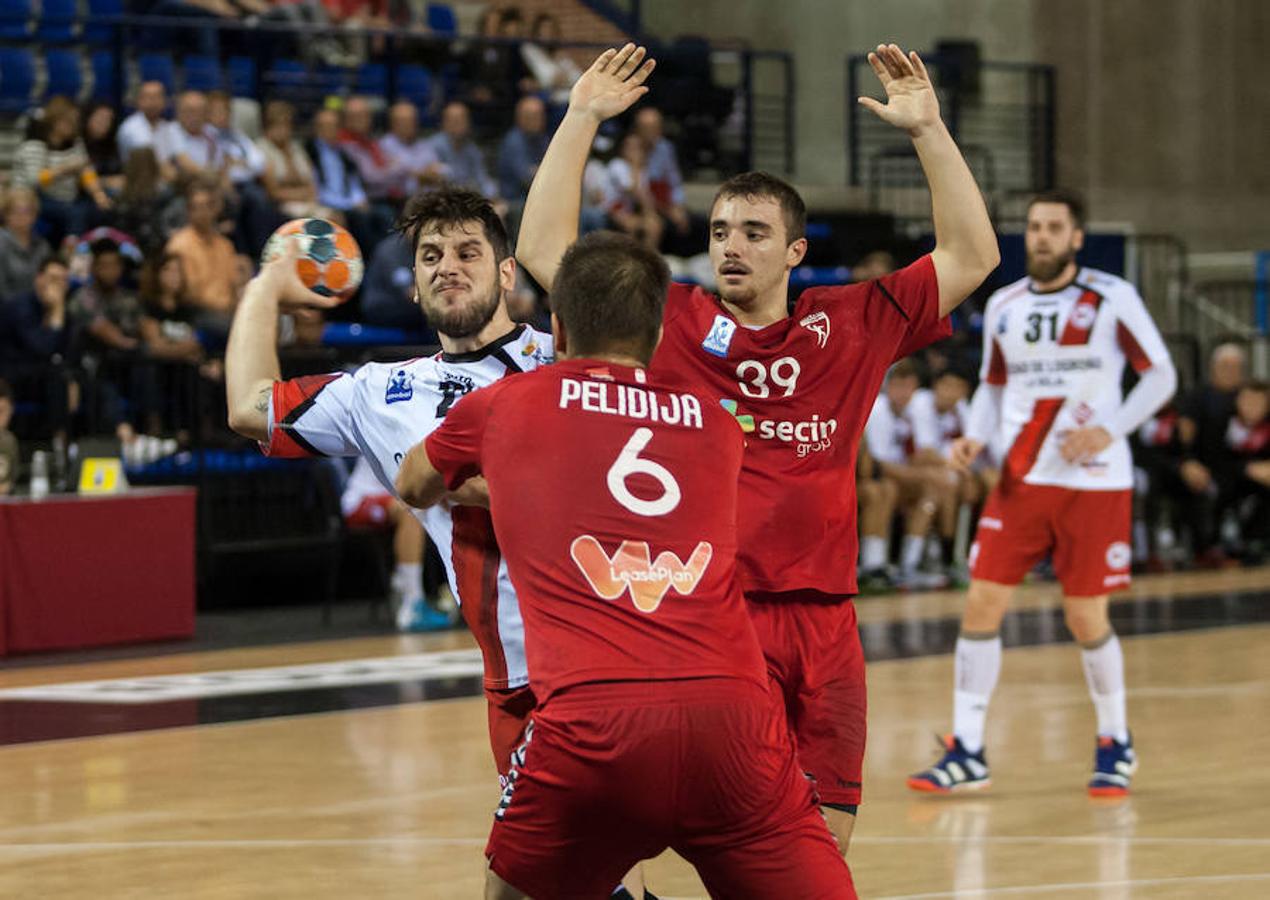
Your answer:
[261,218,364,300]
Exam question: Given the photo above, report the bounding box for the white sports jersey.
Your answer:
[266,324,554,690]
[865,389,940,465]
[974,268,1170,490]
[931,392,970,454]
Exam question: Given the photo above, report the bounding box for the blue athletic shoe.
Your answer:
[397,596,456,633]
[1088,734,1137,797]
[907,734,991,793]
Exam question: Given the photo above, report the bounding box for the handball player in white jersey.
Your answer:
[224,187,553,782]
[908,190,1176,797]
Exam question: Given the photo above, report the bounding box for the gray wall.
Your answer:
[641,0,1268,251]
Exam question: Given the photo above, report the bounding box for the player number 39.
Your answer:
[736,356,801,399]
[607,428,681,517]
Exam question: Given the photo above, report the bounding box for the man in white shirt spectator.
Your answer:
[379,101,443,197]
[208,90,281,256]
[161,91,226,186]
[117,81,176,182]
[425,102,498,201]
[632,106,693,252]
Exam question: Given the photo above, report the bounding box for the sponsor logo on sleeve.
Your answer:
[385,369,413,404]
[702,314,738,358]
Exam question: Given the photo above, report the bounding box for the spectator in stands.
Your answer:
[83,102,125,195]
[852,250,897,281]
[257,101,335,221]
[166,179,245,329]
[856,440,898,591]
[1178,342,1248,566]
[13,97,111,248]
[117,81,176,180]
[632,106,693,253]
[208,90,280,256]
[0,379,14,495]
[497,95,548,208]
[140,0,269,58]
[379,101,443,197]
[340,97,405,204]
[161,91,226,187]
[359,232,428,331]
[465,6,531,116]
[865,359,958,589]
[1227,381,1270,560]
[606,133,663,250]
[520,12,582,109]
[425,102,499,201]
[70,238,143,356]
[138,253,203,366]
[307,107,378,254]
[0,258,77,441]
[580,133,616,235]
[116,149,179,257]
[0,187,53,302]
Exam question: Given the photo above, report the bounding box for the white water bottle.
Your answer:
[30,450,50,500]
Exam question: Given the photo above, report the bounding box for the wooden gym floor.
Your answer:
[0,567,1267,898]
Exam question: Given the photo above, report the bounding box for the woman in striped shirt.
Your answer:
[13,96,112,247]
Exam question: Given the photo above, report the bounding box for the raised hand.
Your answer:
[858,43,941,135]
[569,44,657,123]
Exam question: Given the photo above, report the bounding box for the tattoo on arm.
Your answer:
[254,386,271,414]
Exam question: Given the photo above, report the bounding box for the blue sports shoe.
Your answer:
[397,596,456,633]
[907,734,991,793]
[1088,734,1137,797]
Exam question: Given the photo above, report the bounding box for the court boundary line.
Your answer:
[874,871,1270,898]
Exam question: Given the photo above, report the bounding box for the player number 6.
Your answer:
[607,427,681,517]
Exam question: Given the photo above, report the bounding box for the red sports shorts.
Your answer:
[344,494,395,527]
[969,481,1133,596]
[486,678,855,900]
[745,593,867,807]
[486,684,536,781]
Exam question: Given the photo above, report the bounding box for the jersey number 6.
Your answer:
[607,428,681,517]
[736,356,801,399]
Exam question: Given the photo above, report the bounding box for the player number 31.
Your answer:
[736,356,801,399]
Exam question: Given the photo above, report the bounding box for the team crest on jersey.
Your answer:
[385,369,413,404]
[1069,303,1098,330]
[799,311,831,348]
[1105,542,1131,570]
[570,536,713,613]
[701,314,737,358]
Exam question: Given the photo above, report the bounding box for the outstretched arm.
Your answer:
[225,247,339,442]
[858,44,1000,316]
[517,44,655,290]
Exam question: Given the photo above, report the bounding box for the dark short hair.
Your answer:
[396,185,510,261]
[89,237,121,259]
[37,255,67,275]
[1028,189,1085,229]
[550,231,670,365]
[0,377,12,402]
[888,357,920,382]
[935,365,974,385]
[712,171,807,244]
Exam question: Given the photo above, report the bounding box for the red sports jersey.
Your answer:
[651,256,948,595]
[425,358,768,702]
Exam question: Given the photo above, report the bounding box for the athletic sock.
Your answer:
[953,633,1002,755]
[392,562,422,596]
[901,534,925,574]
[1081,631,1129,743]
[861,535,888,571]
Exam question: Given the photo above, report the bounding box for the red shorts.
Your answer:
[487,678,855,900]
[969,481,1133,596]
[486,684,536,780]
[746,593,866,807]
[344,494,395,527]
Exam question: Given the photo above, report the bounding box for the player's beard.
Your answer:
[1026,246,1076,284]
[422,284,501,339]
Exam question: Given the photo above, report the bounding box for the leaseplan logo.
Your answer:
[719,398,755,433]
[570,536,713,613]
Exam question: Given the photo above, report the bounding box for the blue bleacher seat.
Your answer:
[313,64,348,97]
[396,64,433,108]
[34,0,75,42]
[138,53,176,94]
[227,56,256,97]
[0,0,30,40]
[264,58,307,97]
[0,47,35,112]
[84,0,122,45]
[426,2,457,36]
[44,49,82,99]
[354,62,387,97]
[90,50,118,100]
[183,55,224,92]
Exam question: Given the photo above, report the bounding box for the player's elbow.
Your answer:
[227,404,267,443]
